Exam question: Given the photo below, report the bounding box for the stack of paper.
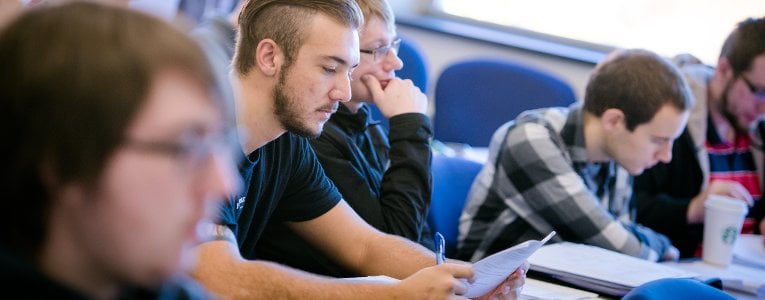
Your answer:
[521,278,599,300]
[528,242,699,296]
[664,259,765,297]
[732,234,765,270]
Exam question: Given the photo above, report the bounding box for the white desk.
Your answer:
[662,234,765,299]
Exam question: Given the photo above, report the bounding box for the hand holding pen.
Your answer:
[432,232,527,299]
[435,231,446,265]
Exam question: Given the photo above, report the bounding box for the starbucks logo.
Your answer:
[721,226,738,245]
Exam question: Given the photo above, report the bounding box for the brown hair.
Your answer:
[584,49,693,131]
[720,17,765,76]
[0,2,215,257]
[234,0,364,75]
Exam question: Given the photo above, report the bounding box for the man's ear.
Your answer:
[715,57,733,81]
[39,158,86,208]
[601,108,625,131]
[255,38,282,77]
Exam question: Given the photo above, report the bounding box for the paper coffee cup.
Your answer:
[702,195,748,266]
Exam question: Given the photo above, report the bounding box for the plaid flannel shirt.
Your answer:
[457,103,673,262]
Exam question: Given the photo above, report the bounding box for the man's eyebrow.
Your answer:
[324,55,359,69]
[651,134,672,142]
[325,55,348,65]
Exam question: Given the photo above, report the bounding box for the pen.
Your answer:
[435,232,445,265]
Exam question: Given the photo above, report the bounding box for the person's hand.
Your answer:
[662,245,680,262]
[361,74,427,118]
[395,262,475,300]
[474,261,529,300]
[687,180,753,223]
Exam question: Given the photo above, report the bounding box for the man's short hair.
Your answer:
[584,48,693,131]
[0,2,215,258]
[234,0,364,76]
[720,17,765,75]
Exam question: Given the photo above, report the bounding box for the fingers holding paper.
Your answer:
[398,262,475,299]
[474,261,528,300]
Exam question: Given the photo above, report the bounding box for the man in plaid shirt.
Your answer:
[457,49,691,263]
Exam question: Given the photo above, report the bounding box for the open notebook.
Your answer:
[528,242,699,296]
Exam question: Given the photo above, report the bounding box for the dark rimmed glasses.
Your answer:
[123,128,237,172]
[740,75,765,99]
[360,38,402,62]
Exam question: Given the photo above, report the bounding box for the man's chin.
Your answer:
[283,124,319,139]
[289,123,324,139]
[627,165,648,176]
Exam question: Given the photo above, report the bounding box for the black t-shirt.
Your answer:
[255,107,434,277]
[218,133,341,259]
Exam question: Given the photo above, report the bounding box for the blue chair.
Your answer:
[396,36,429,93]
[428,154,483,258]
[369,37,429,131]
[433,58,576,147]
[623,278,734,300]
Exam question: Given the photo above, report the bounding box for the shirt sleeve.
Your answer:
[216,195,240,235]
[377,113,433,242]
[500,121,671,261]
[273,135,341,222]
[311,113,433,244]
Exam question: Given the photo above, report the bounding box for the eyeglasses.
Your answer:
[360,38,401,62]
[740,75,765,99]
[123,129,237,172]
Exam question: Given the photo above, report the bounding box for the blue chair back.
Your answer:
[433,58,576,147]
[369,37,429,131]
[623,278,734,300]
[428,154,483,257]
[396,37,429,93]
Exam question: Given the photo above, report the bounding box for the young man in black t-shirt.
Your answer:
[191,0,525,299]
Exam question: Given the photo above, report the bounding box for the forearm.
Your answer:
[192,240,405,299]
[355,232,435,279]
[518,163,660,260]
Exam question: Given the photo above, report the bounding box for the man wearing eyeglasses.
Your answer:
[253,0,453,278]
[634,17,765,256]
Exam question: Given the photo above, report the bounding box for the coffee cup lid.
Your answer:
[705,194,748,214]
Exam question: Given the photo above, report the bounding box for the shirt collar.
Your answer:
[331,104,382,133]
[561,103,589,164]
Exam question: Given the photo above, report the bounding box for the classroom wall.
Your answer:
[388,0,596,102]
[396,25,593,101]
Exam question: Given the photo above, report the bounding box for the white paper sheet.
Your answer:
[520,278,599,299]
[733,234,765,270]
[463,231,556,298]
[663,260,765,297]
[529,243,698,296]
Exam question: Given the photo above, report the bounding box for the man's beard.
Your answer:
[273,65,320,139]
